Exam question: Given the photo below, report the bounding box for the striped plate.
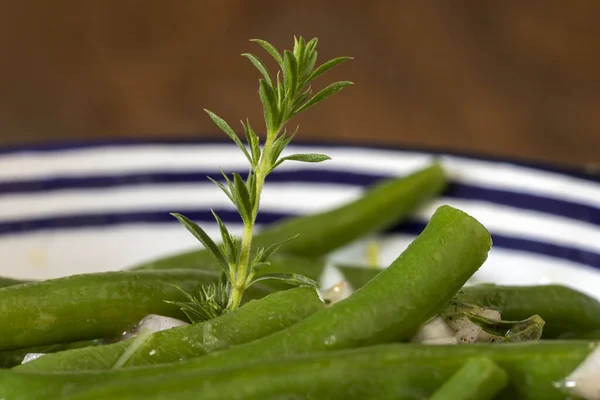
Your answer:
[2,141,600,300]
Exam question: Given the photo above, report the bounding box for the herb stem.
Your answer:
[175,37,351,317]
[227,130,278,310]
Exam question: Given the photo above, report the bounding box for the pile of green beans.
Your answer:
[0,163,598,399]
[70,341,594,400]
[16,287,324,372]
[0,269,273,350]
[0,341,595,399]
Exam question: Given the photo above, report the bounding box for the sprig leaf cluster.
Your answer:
[169,37,352,321]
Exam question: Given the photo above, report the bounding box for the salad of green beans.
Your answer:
[1,37,599,400]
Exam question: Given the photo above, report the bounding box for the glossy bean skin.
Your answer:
[132,163,447,270]
[0,269,272,351]
[428,357,508,400]
[2,341,594,400]
[0,340,101,368]
[331,273,600,340]
[1,205,490,396]
[458,284,600,339]
[169,206,490,369]
[340,272,600,339]
[17,287,324,372]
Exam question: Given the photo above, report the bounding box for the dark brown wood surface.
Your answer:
[0,1,598,169]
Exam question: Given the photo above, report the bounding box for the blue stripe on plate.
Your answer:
[0,138,597,183]
[393,222,600,269]
[1,209,599,269]
[0,169,383,194]
[2,169,600,227]
[446,183,600,226]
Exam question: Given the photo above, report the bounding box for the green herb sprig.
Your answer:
[169,37,352,321]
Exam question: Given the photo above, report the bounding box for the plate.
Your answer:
[1,140,600,300]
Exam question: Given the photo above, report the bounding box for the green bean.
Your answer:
[17,287,324,372]
[132,163,447,270]
[458,284,600,339]
[3,341,594,400]
[429,357,508,400]
[1,204,489,396]
[339,278,600,340]
[0,269,272,351]
[0,339,101,368]
[169,205,490,367]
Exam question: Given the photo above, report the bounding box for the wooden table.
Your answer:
[0,1,598,169]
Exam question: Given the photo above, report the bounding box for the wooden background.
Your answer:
[0,1,598,169]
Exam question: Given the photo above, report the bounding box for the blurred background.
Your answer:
[0,1,598,169]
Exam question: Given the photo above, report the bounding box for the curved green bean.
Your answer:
[17,287,324,372]
[338,275,600,340]
[458,284,600,339]
[132,163,447,270]
[170,205,490,368]
[0,269,272,351]
[0,340,101,368]
[2,341,594,400]
[429,357,508,400]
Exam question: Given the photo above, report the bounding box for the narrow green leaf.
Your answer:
[306,37,319,54]
[165,300,204,323]
[293,36,306,66]
[283,50,298,98]
[281,153,331,163]
[251,261,271,271]
[249,273,319,289]
[218,270,230,287]
[268,128,299,173]
[250,39,284,68]
[303,49,318,81]
[165,284,203,323]
[260,234,299,261]
[276,71,284,110]
[294,81,353,116]
[252,246,266,266]
[292,87,311,111]
[220,169,235,192]
[306,57,353,85]
[283,127,298,147]
[242,53,273,87]
[170,213,228,273]
[268,132,289,169]
[259,79,278,132]
[246,169,257,207]
[242,119,260,167]
[207,176,234,205]
[219,169,238,208]
[169,283,198,303]
[232,173,253,224]
[165,282,228,323]
[204,110,252,164]
[211,209,236,268]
